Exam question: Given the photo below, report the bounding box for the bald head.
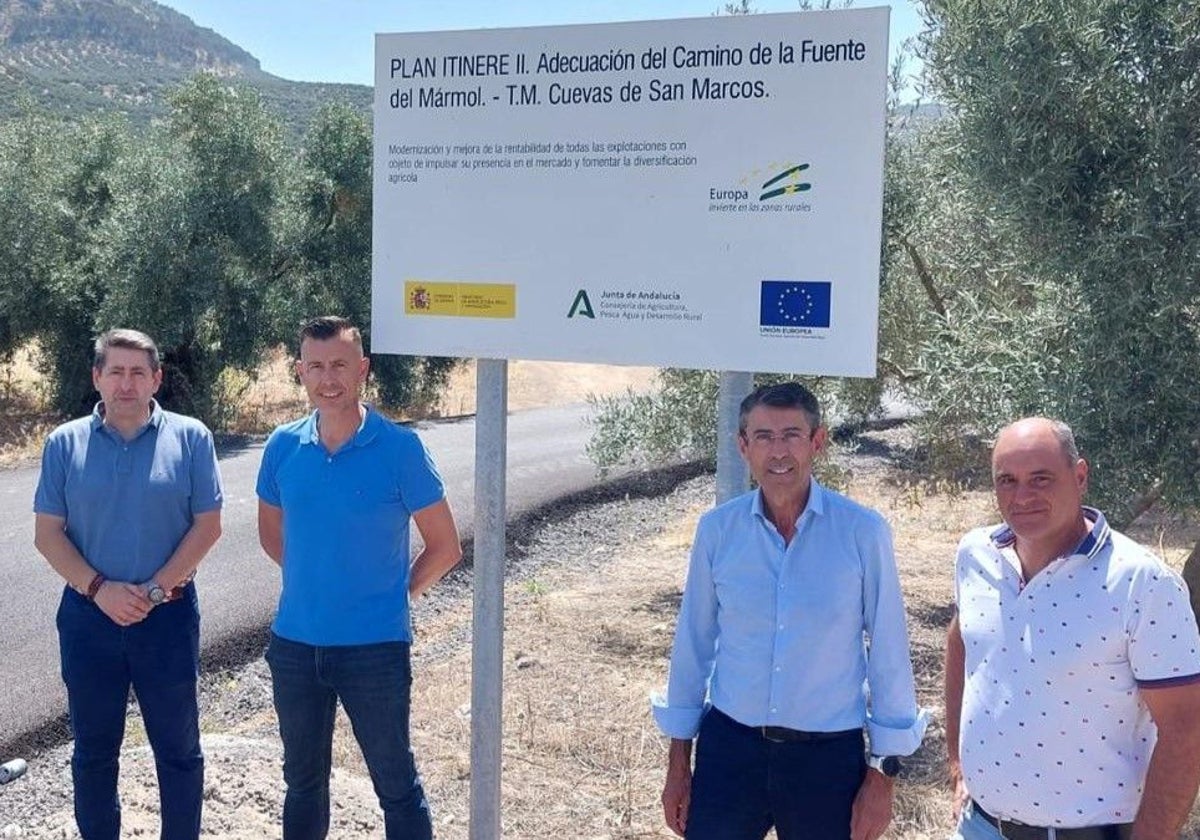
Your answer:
[991,417,1089,553]
[994,417,1079,470]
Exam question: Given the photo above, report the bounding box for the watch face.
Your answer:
[148,585,166,604]
[881,756,901,777]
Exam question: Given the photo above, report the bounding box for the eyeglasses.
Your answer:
[745,429,811,446]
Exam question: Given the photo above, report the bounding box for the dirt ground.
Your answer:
[5,423,1199,838]
[4,355,1200,837]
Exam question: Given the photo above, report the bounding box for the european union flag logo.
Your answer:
[759,281,831,328]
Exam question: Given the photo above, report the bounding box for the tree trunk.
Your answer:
[1116,480,1162,530]
[900,235,948,319]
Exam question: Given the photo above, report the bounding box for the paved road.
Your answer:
[0,403,615,751]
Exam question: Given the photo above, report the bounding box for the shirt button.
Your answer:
[774,666,781,672]
[778,624,784,630]
[770,707,777,713]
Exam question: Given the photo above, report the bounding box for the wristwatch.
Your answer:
[146,582,168,606]
[867,754,902,777]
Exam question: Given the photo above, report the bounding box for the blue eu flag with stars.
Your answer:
[759,281,832,328]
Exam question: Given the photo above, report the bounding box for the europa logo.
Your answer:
[756,163,811,201]
[709,162,813,209]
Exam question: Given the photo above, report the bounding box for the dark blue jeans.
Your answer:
[686,708,866,840]
[265,633,432,840]
[57,585,203,840]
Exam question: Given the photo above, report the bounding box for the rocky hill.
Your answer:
[0,0,369,137]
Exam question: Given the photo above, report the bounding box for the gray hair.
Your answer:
[738,381,822,436]
[996,416,1081,465]
[1048,419,1080,464]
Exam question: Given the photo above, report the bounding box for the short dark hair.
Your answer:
[298,316,363,351]
[738,381,821,435]
[93,328,160,372]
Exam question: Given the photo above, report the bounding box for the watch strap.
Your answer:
[85,573,106,601]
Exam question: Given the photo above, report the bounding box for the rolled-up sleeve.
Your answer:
[859,513,929,756]
[651,516,719,740]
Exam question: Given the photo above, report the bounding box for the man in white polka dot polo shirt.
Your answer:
[945,418,1200,840]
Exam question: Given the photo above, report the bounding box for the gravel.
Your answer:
[0,462,713,837]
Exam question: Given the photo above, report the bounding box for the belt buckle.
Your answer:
[995,815,1046,840]
[760,726,787,744]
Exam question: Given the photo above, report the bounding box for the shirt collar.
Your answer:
[298,405,380,449]
[90,399,165,436]
[990,506,1111,561]
[751,477,826,526]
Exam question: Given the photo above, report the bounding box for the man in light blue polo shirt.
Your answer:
[33,328,224,840]
[256,316,462,840]
[653,381,927,840]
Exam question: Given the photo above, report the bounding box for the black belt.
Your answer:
[973,801,1132,840]
[712,708,861,744]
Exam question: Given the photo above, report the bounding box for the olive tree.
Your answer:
[276,103,459,412]
[906,0,1200,606]
[917,1,1200,521]
[1,78,460,427]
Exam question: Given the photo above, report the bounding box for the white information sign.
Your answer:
[373,8,889,376]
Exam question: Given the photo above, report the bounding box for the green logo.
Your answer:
[759,163,811,201]
[567,289,595,319]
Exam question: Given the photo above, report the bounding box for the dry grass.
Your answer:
[183,351,658,433]
[0,343,658,464]
[0,343,58,468]
[304,453,996,838]
[8,353,1200,835]
[311,511,704,838]
[392,449,1199,838]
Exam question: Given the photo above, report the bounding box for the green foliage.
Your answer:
[274,102,459,412]
[587,370,725,470]
[587,370,867,490]
[912,0,1200,519]
[0,77,456,428]
[78,76,288,422]
[0,0,370,140]
[0,106,62,360]
[0,109,129,414]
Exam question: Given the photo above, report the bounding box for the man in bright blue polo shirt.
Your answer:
[653,381,927,840]
[256,315,462,840]
[33,328,224,840]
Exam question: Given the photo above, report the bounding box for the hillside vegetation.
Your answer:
[0,0,369,136]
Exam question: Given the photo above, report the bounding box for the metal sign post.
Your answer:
[716,371,753,504]
[469,358,507,839]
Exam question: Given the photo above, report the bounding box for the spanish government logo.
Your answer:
[759,281,831,328]
[409,286,431,311]
[404,281,515,319]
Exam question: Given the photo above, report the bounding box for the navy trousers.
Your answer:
[686,708,866,840]
[57,585,203,840]
[266,633,432,840]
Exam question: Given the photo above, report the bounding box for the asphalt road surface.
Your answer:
[0,403,619,752]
